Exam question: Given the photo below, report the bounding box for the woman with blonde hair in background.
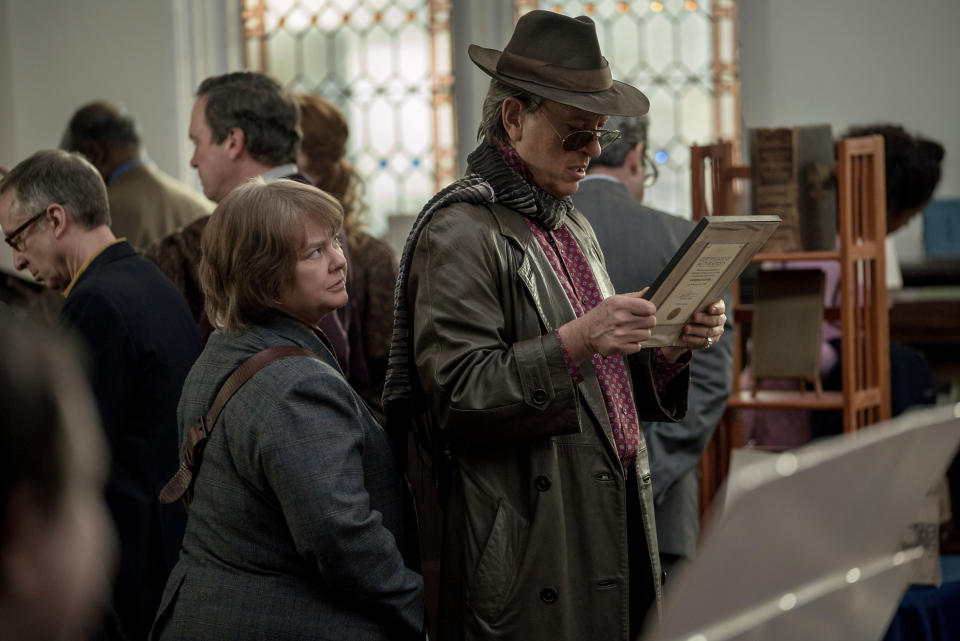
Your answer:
[296,94,398,425]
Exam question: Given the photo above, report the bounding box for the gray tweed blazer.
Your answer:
[151,311,423,641]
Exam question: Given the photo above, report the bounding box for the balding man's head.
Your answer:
[61,101,141,179]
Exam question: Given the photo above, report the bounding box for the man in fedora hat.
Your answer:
[384,10,726,640]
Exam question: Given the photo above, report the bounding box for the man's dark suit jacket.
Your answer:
[60,240,201,641]
[572,176,734,564]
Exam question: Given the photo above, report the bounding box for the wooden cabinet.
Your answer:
[691,136,892,511]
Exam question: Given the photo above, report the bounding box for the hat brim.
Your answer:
[469,44,649,117]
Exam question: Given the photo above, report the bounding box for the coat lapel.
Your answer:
[489,203,620,459]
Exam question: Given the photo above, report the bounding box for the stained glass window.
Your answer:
[242,0,455,235]
[516,0,740,218]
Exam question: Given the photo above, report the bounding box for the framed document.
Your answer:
[642,215,781,347]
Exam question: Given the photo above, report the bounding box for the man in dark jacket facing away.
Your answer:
[0,150,200,640]
[571,115,735,578]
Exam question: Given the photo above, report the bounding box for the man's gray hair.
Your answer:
[592,115,649,168]
[0,150,110,229]
[477,79,545,146]
[196,71,300,167]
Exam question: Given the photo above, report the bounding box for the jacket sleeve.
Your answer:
[409,206,581,446]
[255,364,424,637]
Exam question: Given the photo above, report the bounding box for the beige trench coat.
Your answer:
[408,201,689,641]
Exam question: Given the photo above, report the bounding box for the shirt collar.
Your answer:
[580,173,622,185]
[260,163,299,180]
[107,159,144,185]
[62,238,126,298]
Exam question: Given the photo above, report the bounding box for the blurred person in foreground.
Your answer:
[0,317,116,641]
[62,100,212,251]
[151,179,423,641]
[0,150,199,640]
[296,93,398,424]
[384,10,725,640]
[571,115,735,580]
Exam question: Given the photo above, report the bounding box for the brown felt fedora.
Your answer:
[468,10,649,117]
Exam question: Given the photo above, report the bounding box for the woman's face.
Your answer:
[274,218,348,327]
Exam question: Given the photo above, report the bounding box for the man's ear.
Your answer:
[46,204,70,240]
[502,97,525,144]
[82,142,109,178]
[626,142,644,176]
[225,127,246,161]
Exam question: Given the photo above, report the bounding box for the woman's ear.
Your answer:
[502,97,525,144]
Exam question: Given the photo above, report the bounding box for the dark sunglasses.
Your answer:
[3,208,47,251]
[545,118,621,152]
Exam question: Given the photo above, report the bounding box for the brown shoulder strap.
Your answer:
[159,345,317,504]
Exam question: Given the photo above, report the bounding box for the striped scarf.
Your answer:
[382,142,572,451]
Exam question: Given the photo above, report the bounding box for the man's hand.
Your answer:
[557,289,656,364]
[660,299,727,362]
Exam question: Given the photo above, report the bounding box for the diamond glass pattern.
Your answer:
[243,0,455,235]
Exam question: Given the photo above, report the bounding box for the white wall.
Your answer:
[3,0,187,175]
[0,0,240,277]
[739,0,960,263]
[0,0,13,170]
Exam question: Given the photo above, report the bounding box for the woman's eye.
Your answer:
[310,248,323,258]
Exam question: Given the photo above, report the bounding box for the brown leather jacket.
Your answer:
[409,200,689,640]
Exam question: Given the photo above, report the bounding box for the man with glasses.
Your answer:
[0,150,200,641]
[572,115,735,585]
[384,10,725,641]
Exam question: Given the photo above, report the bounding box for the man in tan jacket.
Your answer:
[62,101,212,250]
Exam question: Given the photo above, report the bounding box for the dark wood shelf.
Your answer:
[727,390,844,410]
[734,304,841,323]
[751,250,841,263]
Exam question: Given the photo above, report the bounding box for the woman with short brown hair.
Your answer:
[152,178,423,641]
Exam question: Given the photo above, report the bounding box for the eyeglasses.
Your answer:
[3,208,48,252]
[545,118,621,152]
[643,151,659,188]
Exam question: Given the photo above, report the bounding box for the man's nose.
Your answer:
[13,252,27,271]
[585,136,602,159]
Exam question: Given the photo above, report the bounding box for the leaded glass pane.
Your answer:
[243,0,453,235]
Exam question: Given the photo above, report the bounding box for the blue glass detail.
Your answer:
[412,158,421,168]
[379,158,388,168]
[654,150,669,164]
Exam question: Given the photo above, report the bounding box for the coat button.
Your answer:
[532,388,547,404]
[534,475,551,492]
[540,587,558,604]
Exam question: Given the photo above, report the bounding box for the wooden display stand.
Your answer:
[691,136,892,515]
